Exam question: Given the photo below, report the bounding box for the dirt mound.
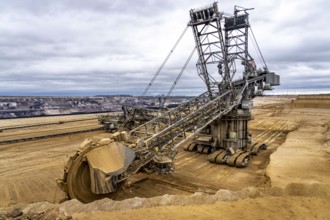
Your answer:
[1,183,329,219]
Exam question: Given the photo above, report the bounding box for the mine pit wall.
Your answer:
[292,95,330,108]
[265,95,330,188]
[0,110,45,118]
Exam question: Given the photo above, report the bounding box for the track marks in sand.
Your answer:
[0,131,103,207]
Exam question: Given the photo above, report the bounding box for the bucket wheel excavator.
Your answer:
[57,2,280,203]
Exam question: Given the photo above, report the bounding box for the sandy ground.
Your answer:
[73,195,330,220]
[0,114,105,207]
[0,95,330,219]
[1,183,329,219]
[78,198,329,220]
[267,107,330,187]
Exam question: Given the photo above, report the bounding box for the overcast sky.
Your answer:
[0,0,329,96]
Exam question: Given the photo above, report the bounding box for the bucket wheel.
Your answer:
[57,143,127,203]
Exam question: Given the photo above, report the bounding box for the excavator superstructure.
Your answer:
[57,2,279,203]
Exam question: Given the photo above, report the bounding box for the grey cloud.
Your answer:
[0,0,177,18]
[0,0,329,96]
